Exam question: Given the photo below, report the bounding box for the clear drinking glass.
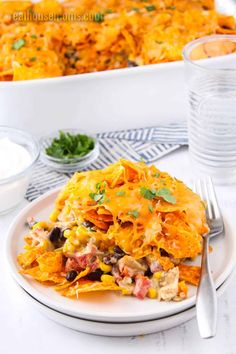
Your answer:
[183,35,236,185]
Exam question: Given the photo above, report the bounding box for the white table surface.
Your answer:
[1,148,236,354]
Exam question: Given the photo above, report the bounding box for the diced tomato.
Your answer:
[65,253,98,272]
[65,257,80,272]
[133,275,151,299]
[75,253,98,270]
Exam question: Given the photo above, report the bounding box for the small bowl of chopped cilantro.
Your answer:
[40,129,99,172]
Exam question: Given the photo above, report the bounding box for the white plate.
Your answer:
[15,270,234,337]
[6,187,236,323]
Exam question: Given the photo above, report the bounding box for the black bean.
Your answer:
[66,270,78,281]
[114,246,125,255]
[82,220,94,228]
[103,254,120,265]
[127,60,138,67]
[144,268,152,277]
[160,248,169,257]
[60,231,67,242]
[86,269,103,281]
[49,227,66,248]
[49,227,61,243]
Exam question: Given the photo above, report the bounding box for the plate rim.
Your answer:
[5,187,236,323]
[13,270,234,337]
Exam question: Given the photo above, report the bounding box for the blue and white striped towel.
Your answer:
[26,123,188,202]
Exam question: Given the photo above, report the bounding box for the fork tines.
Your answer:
[193,177,223,233]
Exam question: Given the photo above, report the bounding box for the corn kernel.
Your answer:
[148,288,157,299]
[64,243,75,253]
[49,210,59,222]
[121,288,131,295]
[32,221,48,230]
[153,271,162,279]
[99,261,112,273]
[63,229,75,238]
[101,274,115,284]
[178,281,188,296]
[76,226,88,238]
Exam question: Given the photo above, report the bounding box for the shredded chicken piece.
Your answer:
[158,267,179,301]
[28,229,49,247]
[118,276,134,295]
[118,255,147,277]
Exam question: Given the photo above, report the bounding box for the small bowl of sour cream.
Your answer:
[0,126,39,214]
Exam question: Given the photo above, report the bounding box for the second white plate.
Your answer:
[15,269,234,336]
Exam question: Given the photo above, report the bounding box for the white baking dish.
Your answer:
[0,61,187,134]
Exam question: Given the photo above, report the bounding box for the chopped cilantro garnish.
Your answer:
[89,181,107,204]
[128,210,139,219]
[155,188,176,204]
[145,5,156,11]
[132,7,140,12]
[31,34,37,39]
[89,192,105,204]
[12,38,26,50]
[148,204,154,213]
[167,5,176,10]
[140,187,157,200]
[94,13,104,22]
[116,191,126,196]
[95,181,107,192]
[140,187,176,204]
[45,131,95,159]
[95,182,101,190]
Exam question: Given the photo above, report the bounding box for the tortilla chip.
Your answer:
[20,266,64,284]
[17,240,50,268]
[179,264,201,286]
[60,279,122,298]
[84,212,110,230]
[158,256,175,271]
[37,251,63,273]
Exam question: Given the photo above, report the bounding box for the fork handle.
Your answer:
[196,235,217,339]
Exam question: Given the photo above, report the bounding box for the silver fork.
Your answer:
[193,178,224,339]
